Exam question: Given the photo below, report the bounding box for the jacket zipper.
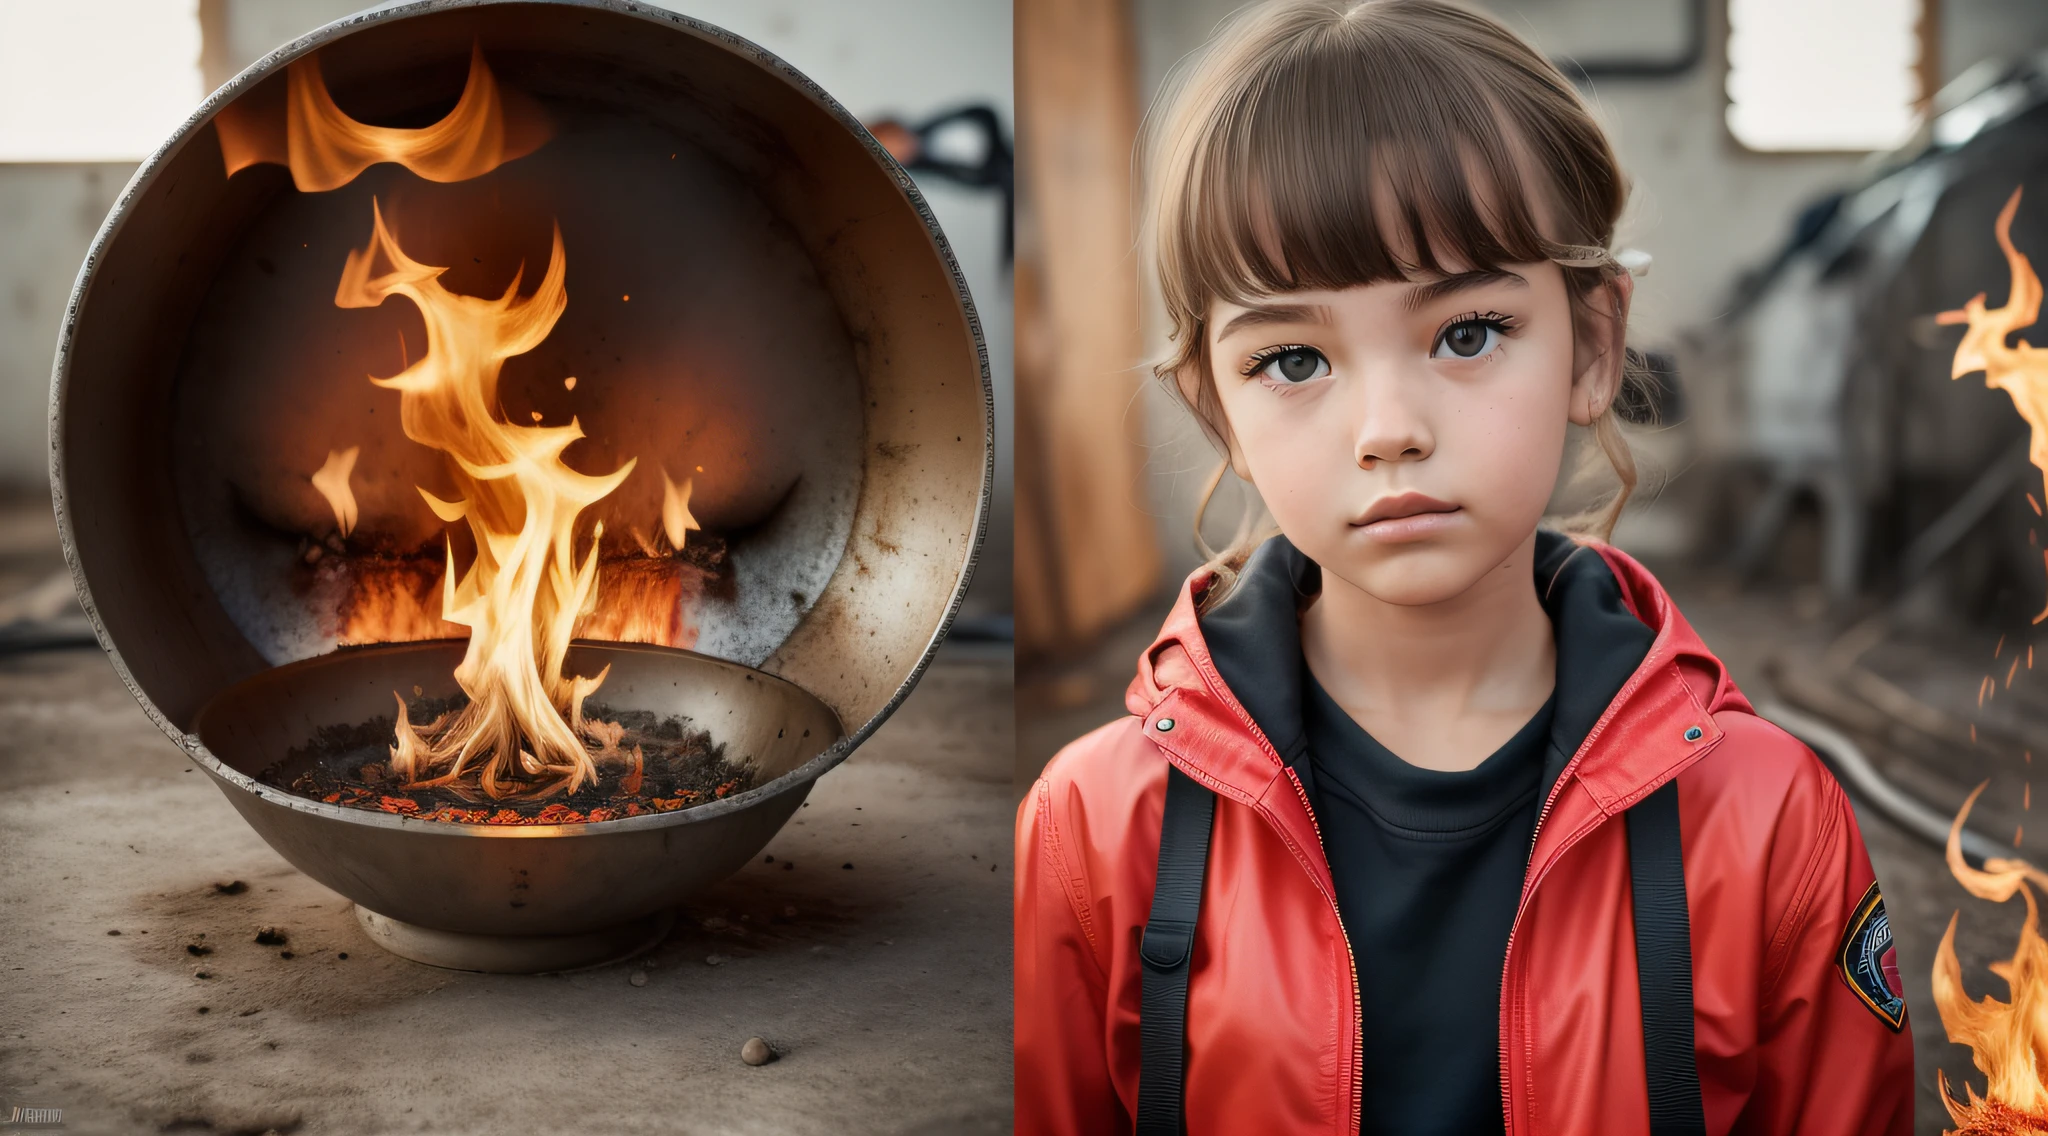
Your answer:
[1281,764,1363,1136]
[1497,747,1704,1135]
[1494,646,1670,1135]
[1497,805,1550,1131]
[1496,747,1591,1136]
[1157,663,1365,1134]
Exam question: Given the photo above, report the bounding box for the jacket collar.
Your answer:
[1126,531,1737,816]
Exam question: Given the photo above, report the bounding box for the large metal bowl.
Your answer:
[192,640,842,970]
[50,0,989,970]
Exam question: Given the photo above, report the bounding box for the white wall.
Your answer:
[0,162,130,489]
[0,0,350,494]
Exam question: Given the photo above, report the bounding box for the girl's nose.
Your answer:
[1352,373,1434,469]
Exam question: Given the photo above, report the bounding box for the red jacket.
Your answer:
[1015,541,1915,1135]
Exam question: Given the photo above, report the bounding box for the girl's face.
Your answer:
[1204,259,1624,607]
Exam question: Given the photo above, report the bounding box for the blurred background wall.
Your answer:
[0,0,1014,625]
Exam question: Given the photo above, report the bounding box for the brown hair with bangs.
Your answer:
[1148,0,1643,599]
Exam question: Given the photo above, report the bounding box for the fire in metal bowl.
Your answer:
[52,0,990,972]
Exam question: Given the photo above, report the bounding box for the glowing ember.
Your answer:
[256,698,753,826]
[340,201,631,799]
[216,44,548,191]
[1938,187,2048,623]
[310,446,359,538]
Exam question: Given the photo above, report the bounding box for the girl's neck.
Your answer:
[1299,531,1557,771]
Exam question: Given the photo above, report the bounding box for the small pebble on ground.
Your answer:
[741,1037,775,1066]
[629,971,648,987]
[254,926,287,946]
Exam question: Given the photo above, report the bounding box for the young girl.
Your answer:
[1013,2,1916,1133]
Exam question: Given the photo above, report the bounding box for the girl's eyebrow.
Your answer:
[1214,302,1331,340]
[1402,269,1527,311]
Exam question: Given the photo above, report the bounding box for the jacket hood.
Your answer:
[1125,531,1750,812]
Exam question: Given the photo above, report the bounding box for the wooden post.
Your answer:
[1013,0,1163,659]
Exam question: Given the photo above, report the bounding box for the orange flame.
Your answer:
[323,554,705,652]
[1938,189,2048,1134]
[217,44,547,191]
[1939,187,2048,623]
[340,200,630,798]
[1937,785,2048,1133]
[243,43,701,801]
[310,446,358,538]
[661,468,700,553]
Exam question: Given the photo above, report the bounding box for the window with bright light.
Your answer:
[0,0,205,162]
[1726,0,1924,152]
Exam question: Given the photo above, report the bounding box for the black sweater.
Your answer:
[1197,531,1654,1135]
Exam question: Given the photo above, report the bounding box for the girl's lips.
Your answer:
[1352,506,1463,542]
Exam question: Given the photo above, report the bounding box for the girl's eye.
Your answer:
[1433,319,1505,360]
[1252,346,1330,385]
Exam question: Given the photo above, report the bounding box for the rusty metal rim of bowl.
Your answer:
[47,0,993,837]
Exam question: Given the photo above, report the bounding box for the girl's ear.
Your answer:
[1568,272,1634,427]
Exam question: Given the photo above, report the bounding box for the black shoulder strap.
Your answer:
[1136,764,1215,1136]
[1134,764,1702,1136]
[1626,778,1707,1136]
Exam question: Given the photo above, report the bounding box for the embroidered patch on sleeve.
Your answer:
[1837,881,1906,1032]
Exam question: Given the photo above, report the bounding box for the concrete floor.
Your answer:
[0,500,1013,1136]
[1017,563,2031,1136]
